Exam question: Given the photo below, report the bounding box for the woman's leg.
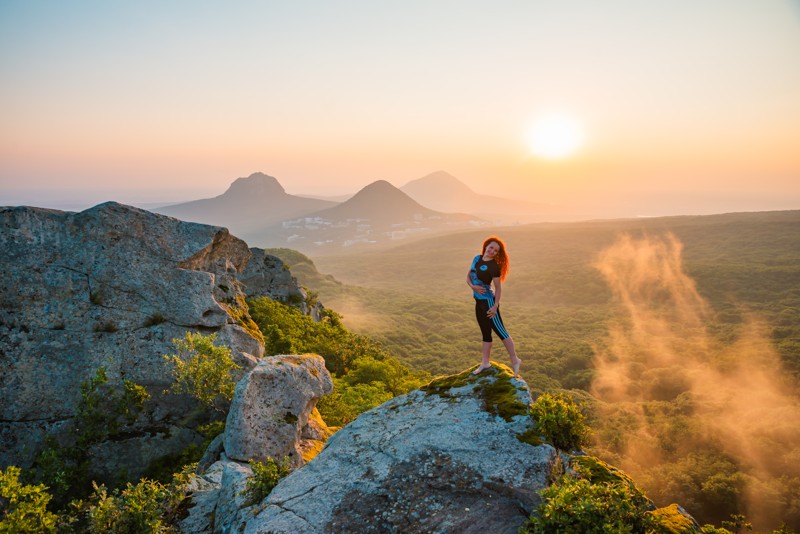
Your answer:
[475,341,492,371]
[490,305,521,377]
[474,300,494,374]
[503,337,522,377]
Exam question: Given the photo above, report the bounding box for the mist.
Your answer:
[590,233,800,529]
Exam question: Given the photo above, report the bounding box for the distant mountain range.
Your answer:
[400,171,565,224]
[152,170,565,252]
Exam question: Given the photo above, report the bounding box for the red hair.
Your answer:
[482,236,510,281]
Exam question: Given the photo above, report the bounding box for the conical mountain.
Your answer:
[401,171,476,206]
[311,180,438,224]
[155,172,337,235]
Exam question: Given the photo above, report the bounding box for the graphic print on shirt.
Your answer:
[469,254,500,300]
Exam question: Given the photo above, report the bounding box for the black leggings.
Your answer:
[475,297,510,343]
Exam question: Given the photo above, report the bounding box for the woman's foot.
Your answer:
[472,363,492,375]
[511,356,522,377]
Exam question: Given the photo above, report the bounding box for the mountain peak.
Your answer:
[401,171,475,196]
[348,179,423,207]
[225,172,286,197]
[311,179,435,223]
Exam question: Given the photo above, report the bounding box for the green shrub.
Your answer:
[530,391,589,451]
[243,458,291,505]
[77,467,192,534]
[0,466,57,533]
[522,473,657,533]
[163,332,240,412]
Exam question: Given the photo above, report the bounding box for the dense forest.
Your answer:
[269,209,800,531]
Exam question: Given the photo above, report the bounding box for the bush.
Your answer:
[77,467,192,534]
[530,391,589,451]
[0,466,57,533]
[163,332,240,412]
[522,473,657,533]
[243,458,291,505]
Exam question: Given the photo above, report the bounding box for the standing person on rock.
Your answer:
[466,235,522,377]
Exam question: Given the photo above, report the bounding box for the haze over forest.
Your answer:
[1,2,799,218]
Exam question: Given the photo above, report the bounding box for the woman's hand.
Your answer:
[487,304,498,318]
[472,284,486,294]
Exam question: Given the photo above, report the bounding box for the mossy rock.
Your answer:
[516,428,543,446]
[571,455,655,510]
[571,455,638,487]
[421,362,529,423]
[646,504,702,533]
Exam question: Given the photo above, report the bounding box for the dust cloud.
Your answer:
[590,233,800,529]
[324,294,390,333]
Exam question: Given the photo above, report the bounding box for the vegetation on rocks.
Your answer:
[421,363,530,422]
[30,367,150,509]
[163,332,240,413]
[69,468,192,534]
[530,391,589,452]
[243,458,292,505]
[0,466,58,533]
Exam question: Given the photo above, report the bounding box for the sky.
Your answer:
[1,1,799,216]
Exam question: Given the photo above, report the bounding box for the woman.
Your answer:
[466,236,522,377]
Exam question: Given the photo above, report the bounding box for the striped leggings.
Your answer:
[474,296,510,342]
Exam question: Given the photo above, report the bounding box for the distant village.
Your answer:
[281,214,486,248]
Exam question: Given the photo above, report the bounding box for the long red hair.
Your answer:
[482,235,510,281]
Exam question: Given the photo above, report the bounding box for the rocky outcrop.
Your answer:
[238,248,302,302]
[181,354,334,534]
[187,363,701,534]
[239,248,322,320]
[223,354,334,467]
[0,202,269,479]
[229,364,557,534]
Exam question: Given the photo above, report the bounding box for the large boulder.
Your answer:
[238,364,557,534]
[223,354,334,467]
[0,202,266,478]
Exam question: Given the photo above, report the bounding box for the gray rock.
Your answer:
[0,202,270,478]
[239,248,322,320]
[180,457,227,534]
[213,458,257,534]
[197,434,226,475]
[241,365,558,534]
[223,354,334,467]
[238,249,300,302]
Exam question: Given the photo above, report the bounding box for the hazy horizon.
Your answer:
[2,2,799,217]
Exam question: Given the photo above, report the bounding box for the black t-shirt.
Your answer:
[470,255,501,300]
[474,256,500,284]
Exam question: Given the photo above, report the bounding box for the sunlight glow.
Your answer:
[526,113,585,160]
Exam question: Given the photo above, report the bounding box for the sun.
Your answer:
[526,113,585,160]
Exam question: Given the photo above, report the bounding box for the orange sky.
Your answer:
[1,1,799,216]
